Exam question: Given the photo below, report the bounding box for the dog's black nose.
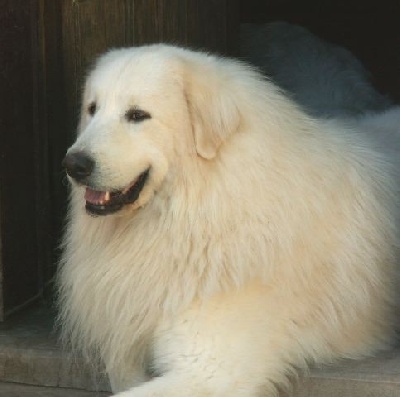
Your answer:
[62,151,95,181]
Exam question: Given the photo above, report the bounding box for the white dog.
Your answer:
[241,22,392,117]
[59,45,400,397]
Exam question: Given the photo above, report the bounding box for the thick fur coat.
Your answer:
[58,45,400,396]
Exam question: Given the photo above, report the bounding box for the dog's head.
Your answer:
[62,45,242,216]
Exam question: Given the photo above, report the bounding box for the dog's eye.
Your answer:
[125,108,151,123]
[88,102,97,116]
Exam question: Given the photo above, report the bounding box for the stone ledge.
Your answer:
[0,382,108,396]
[0,304,399,396]
[0,304,110,393]
[288,347,400,396]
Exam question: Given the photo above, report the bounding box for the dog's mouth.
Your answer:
[84,169,150,216]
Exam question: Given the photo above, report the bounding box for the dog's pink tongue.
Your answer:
[85,188,107,204]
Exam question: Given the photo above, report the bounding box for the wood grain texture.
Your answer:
[0,0,42,318]
[133,0,240,55]
[37,0,64,298]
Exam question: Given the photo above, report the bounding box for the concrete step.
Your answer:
[0,304,110,394]
[0,382,107,396]
[0,304,399,396]
[289,348,400,397]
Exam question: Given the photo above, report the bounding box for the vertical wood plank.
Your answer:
[133,0,240,55]
[38,0,67,293]
[0,0,43,317]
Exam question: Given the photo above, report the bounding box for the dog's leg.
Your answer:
[112,283,302,397]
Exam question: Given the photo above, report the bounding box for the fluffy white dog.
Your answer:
[241,22,392,117]
[59,45,400,397]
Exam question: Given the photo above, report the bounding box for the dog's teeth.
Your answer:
[97,192,110,205]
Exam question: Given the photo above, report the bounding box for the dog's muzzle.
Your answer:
[62,151,149,216]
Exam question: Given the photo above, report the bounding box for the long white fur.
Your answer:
[58,45,400,396]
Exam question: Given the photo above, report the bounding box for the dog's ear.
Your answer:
[183,57,241,159]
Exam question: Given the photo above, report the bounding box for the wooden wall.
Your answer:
[0,0,43,318]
